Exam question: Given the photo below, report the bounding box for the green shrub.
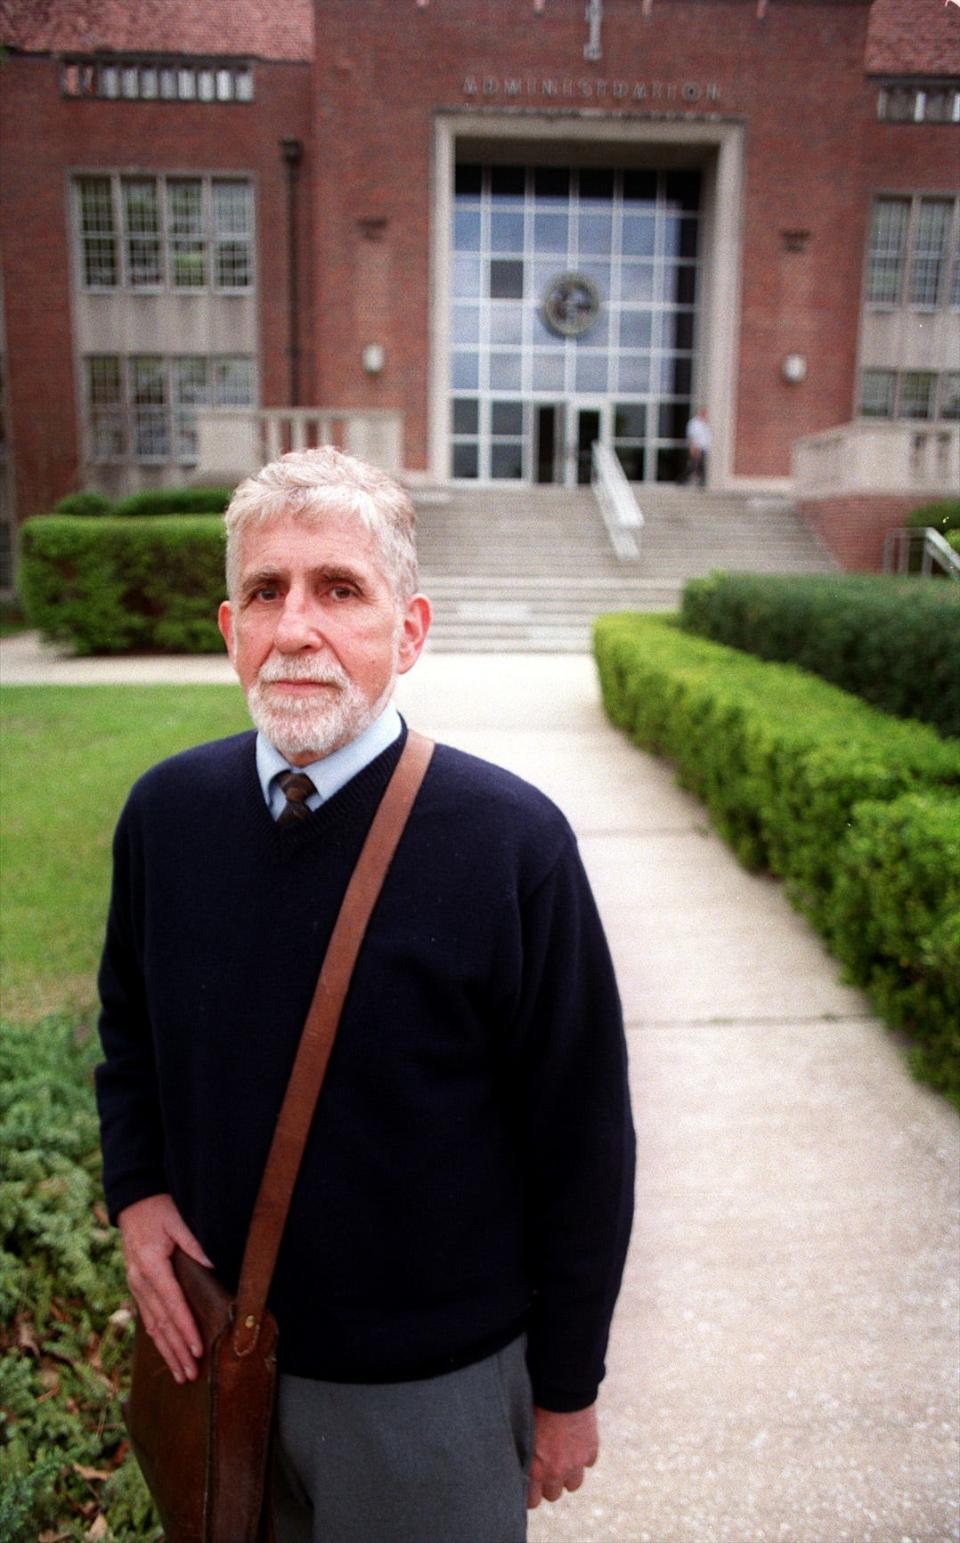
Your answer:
[0,1015,160,1539]
[907,499,960,535]
[19,515,226,654]
[681,572,960,739]
[52,491,115,518]
[948,530,960,557]
[111,487,232,517]
[828,794,960,1109]
[593,613,960,1088]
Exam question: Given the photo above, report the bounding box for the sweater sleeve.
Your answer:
[94,799,168,1223]
[507,828,635,1413]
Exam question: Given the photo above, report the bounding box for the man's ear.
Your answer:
[397,594,432,675]
[218,600,236,663]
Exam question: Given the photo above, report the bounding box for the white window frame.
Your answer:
[73,173,256,295]
[84,354,257,466]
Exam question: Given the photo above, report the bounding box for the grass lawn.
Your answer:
[1,685,250,1020]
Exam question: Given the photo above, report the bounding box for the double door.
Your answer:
[534,400,613,487]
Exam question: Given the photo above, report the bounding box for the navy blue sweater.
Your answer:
[96,726,635,1411]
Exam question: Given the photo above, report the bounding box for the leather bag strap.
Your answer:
[232,730,435,1356]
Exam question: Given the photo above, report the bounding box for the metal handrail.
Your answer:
[883,527,960,582]
[590,441,643,560]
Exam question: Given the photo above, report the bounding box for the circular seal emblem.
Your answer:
[542,272,601,338]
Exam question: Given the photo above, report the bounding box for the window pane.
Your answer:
[168,180,206,287]
[491,401,523,436]
[213,181,252,236]
[490,210,524,253]
[131,357,168,456]
[123,179,162,286]
[78,177,117,285]
[489,304,523,345]
[489,352,522,389]
[87,356,124,457]
[215,357,255,405]
[173,358,209,460]
[216,241,251,288]
[941,373,960,420]
[860,370,896,417]
[867,199,909,304]
[489,260,524,299]
[455,164,483,199]
[614,403,646,438]
[900,371,935,419]
[490,441,524,478]
[452,398,479,434]
[909,200,951,306]
[454,209,481,250]
[452,442,479,478]
[235,68,254,102]
[198,69,215,102]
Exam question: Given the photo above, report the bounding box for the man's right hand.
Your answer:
[117,1193,213,1385]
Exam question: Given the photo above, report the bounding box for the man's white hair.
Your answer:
[224,446,418,601]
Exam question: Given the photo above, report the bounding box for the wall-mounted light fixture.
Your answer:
[782,353,807,384]
[363,343,385,375]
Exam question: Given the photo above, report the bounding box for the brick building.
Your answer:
[0,0,957,586]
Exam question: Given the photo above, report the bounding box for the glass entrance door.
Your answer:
[564,400,610,486]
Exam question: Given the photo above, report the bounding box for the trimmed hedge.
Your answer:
[593,613,960,1100]
[680,572,960,740]
[51,491,114,518]
[19,516,226,654]
[828,794,960,1105]
[51,488,232,518]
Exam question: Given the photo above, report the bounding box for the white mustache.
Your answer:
[257,656,348,687]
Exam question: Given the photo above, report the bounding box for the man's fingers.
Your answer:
[526,1477,543,1510]
[133,1263,202,1376]
[563,1468,585,1493]
[170,1218,214,1269]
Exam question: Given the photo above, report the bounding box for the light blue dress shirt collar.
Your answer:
[256,704,403,820]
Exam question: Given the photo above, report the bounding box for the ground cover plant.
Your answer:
[593,612,960,1107]
[680,572,960,740]
[19,516,226,655]
[1,685,249,1539]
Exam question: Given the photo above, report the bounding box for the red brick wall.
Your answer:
[798,493,919,571]
[0,53,312,518]
[310,0,887,476]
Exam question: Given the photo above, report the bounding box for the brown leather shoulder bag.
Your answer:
[124,731,435,1543]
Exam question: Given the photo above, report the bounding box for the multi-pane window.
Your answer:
[899,372,936,420]
[877,82,960,124]
[62,58,253,102]
[450,163,701,481]
[909,201,952,307]
[75,175,254,291]
[78,178,118,286]
[858,369,958,421]
[213,182,254,288]
[866,199,910,305]
[860,369,897,418]
[866,195,960,308]
[85,355,256,463]
[168,180,206,287]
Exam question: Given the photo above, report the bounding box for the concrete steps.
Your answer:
[413,484,837,652]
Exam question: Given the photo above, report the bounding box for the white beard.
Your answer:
[246,654,396,760]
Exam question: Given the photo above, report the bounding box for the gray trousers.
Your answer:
[272,1337,533,1543]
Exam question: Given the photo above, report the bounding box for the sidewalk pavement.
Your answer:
[4,636,959,1543]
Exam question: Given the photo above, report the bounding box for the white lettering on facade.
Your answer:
[463,76,721,103]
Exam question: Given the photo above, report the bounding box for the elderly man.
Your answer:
[96,447,634,1543]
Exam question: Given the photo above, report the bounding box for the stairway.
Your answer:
[414,483,837,653]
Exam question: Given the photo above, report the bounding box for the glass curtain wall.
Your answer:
[450,163,701,482]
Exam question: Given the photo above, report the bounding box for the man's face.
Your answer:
[218,509,430,765]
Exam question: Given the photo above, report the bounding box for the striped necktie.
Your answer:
[275,771,316,828]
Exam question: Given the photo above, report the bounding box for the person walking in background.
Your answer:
[685,406,711,487]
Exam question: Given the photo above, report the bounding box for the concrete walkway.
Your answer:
[3,636,959,1542]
